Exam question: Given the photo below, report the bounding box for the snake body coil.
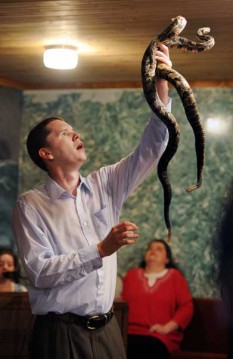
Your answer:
[141,16,215,241]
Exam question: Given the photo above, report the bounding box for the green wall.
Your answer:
[18,87,233,298]
[0,87,23,250]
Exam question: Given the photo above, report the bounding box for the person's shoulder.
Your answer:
[169,268,182,278]
[14,283,28,292]
[129,267,140,273]
[169,268,187,282]
[17,188,37,201]
[16,184,45,206]
[124,267,141,278]
[17,188,36,199]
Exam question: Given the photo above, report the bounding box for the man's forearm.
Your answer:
[156,77,169,105]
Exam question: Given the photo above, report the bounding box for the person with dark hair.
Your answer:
[0,249,27,292]
[12,44,172,359]
[122,239,193,359]
[216,181,233,359]
[26,116,64,172]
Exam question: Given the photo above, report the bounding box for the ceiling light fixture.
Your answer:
[43,45,78,70]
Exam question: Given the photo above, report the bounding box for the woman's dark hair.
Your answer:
[0,248,21,283]
[140,239,178,269]
[26,116,64,172]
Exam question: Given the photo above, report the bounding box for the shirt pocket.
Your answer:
[92,206,110,240]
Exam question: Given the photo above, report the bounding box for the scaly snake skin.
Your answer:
[141,15,215,241]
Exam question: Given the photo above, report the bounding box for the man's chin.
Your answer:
[78,156,87,166]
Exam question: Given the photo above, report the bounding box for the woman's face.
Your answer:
[144,241,169,267]
[0,254,15,278]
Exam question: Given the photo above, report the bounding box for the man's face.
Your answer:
[43,120,86,170]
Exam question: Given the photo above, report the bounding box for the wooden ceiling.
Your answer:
[0,0,233,89]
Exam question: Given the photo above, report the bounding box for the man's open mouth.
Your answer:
[76,143,84,150]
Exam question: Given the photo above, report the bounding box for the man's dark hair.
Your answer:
[26,116,64,172]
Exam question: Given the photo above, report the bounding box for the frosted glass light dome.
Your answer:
[43,45,78,70]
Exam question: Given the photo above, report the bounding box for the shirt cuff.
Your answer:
[150,96,172,120]
[149,97,171,142]
[78,244,103,274]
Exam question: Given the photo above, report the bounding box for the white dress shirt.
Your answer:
[12,105,170,315]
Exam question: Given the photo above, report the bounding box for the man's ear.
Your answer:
[38,148,53,160]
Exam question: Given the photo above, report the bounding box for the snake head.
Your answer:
[172,16,187,33]
[158,15,187,42]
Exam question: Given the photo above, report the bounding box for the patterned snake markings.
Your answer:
[141,16,215,241]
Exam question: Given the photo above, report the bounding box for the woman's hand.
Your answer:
[149,320,179,335]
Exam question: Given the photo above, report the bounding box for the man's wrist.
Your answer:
[97,242,106,258]
[156,78,169,105]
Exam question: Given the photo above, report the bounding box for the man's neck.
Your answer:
[49,169,81,196]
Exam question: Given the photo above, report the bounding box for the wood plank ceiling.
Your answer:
[0,0,232,89]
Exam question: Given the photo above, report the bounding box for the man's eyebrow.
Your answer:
[59,126,73,132]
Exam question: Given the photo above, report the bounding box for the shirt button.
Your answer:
[83,221,88,226]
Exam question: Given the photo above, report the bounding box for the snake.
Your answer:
[141,16,215,241]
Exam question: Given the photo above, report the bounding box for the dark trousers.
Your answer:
[30,314,126,359]
[127,334,170,359]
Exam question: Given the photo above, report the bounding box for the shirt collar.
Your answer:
[45,174,92,200]
[144,268,168,279]
[79,175,92,193]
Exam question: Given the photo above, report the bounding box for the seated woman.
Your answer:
[0,249,27,292]
[121,239,193,359]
